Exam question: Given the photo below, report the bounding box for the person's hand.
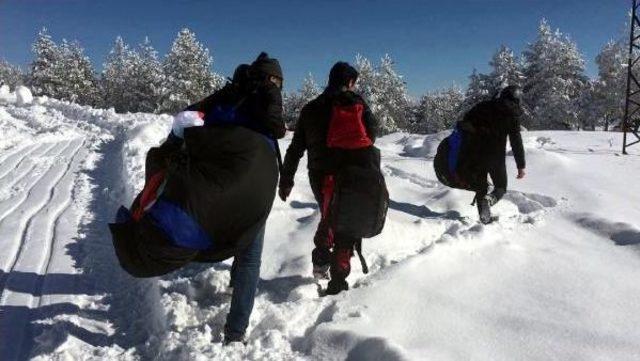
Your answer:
[278,186,292,201]
[517,168,526,179]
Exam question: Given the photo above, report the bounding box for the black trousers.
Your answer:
[473,158,507,201]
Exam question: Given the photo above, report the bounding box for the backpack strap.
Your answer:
[355,239,369,274]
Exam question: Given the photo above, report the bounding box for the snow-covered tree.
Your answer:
[283,73,320,128]
[591,41,627,130]
[376,55,410,132]
[29,28,63,97]
[488,45,524,91]
[355,54,409,134]
[101,36,136,112]
[160,28,222,113]
[129,37,164,113]
[0,60,24,89]
[56,40,99,105]
[459,69,492,116]
[460,47,524,117]
[522,19,588,129]
[411,86,464,134]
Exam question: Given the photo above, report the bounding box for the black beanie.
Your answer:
[251,52,283,79]
[328,62,359,89]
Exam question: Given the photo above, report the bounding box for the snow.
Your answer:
[0,94,639,360]
[15,86,34,106]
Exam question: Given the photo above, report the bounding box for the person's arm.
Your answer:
[508,113,526,176]
[278,107,308,198]
[362,101,380,142]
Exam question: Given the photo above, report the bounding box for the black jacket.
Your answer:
[280,90,379,188]
[459,98,526,170]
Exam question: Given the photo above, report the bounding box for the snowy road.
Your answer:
[0,137,88,360]
[1,96,640,360]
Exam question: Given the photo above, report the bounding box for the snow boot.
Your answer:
[477,197,495,225]
[325,279,349,296]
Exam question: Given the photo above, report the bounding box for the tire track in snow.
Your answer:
[0,141,71,242]
[0,143,36,170]
[0,139,80,286]
[0,138,84,361]
[0,142,44,182]
[0,142,59,211]
[35,140,87,301]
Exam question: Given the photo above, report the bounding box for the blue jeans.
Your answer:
[225,224,265,337]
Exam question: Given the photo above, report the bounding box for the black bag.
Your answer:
[330,165,389,239]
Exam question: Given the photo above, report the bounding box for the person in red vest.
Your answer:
[279,62,379,295]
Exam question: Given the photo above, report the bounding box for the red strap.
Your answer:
[132,170,166,221]
[320,175,336,247]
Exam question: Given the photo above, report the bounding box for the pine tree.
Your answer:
[412,86,464,134]
[129,37,164,113]
[29,28,63,97]
[460,69,492,115]
[488,45,524,91]
[0,60,24,89]
[376,54,410,132]
[591,41,626,130]
[355,54,409,134]
[101,36,136,112]
[161,28,220,113]
[57,40,99,105]
[283,73,320,128]
[522,19,588,129]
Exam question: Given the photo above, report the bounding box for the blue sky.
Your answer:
[0,0,629,96]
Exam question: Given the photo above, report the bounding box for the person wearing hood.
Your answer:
[455,85,527,224]
[109,52,286,346]
[278,62,380,295]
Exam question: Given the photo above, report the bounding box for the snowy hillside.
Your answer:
[0,93,639,361]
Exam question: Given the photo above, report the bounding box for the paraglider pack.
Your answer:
[108,73,281,278]
[323,96,389,240]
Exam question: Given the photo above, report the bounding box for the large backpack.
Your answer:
[324,97,388,240]
[434,99,506,191]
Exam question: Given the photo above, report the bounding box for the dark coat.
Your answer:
[459,98,526,170]
[280,90,379,188]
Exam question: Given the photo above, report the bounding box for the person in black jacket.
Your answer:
[458,85,526,224]
[113,53,286,346]
[279,62,379,295]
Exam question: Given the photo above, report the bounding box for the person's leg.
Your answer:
[472,170,493,224]
[326,234,356,295]
[310,173,333,274]
[224,224,265,343]
[487,160,508,205]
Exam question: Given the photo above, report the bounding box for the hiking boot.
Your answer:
[477,198,494,225]
[223,325,247,346]
[313,264,330,280]
[325,279,349,296]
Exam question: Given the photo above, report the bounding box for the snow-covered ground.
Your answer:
[0,92,639,360]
